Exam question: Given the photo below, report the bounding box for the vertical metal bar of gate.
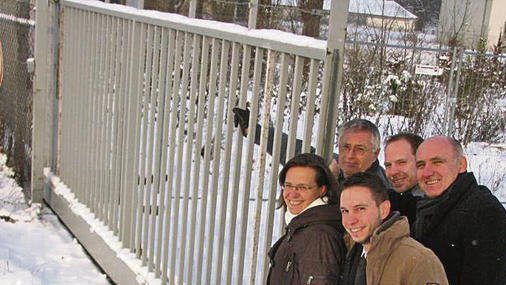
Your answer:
[203,39,231,285]
[260,52,290,285]
[186,35,210,285]
[169,30,193,282]
[212,41,240,285]
[249,49,276,285]
[301,59,319,152]
[97,13,108,221]
[101,15,116,226]
[179,33,202,285]
[155,29,176,280]
[139,24,154,265]
[237,46,264,284]
[121,21,145,250]
[59,7,71,185]
[82,11,95,206]
[166,29,185,281]
[174,31,194,285]
[112,17,130,235]
[162,29,187,285]
[145,25,162,271]
[224,43,250,285]
[149,26,162,265]
[150,26,170,278]
[196,37,220,285]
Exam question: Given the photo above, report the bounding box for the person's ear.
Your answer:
[379,200,390,220]
[458,156,467,173]
[320,185,327,197]
[374,148,380,158]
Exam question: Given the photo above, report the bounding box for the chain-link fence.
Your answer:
[0,0,34,197]
[338,41,506,145]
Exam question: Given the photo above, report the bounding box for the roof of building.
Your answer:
[277,0,417,19]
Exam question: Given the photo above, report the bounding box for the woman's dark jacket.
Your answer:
[413,172,506,285]
[267,204,346,285]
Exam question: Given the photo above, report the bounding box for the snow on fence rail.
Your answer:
[38,0,342,284]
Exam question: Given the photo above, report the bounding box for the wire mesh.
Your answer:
[0,0,34,198]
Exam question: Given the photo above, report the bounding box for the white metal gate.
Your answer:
[33,0,348,284]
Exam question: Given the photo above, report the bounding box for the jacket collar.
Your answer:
[339,159,382,180]
[366,212,409,285]
[268,204,342,260]
[287,203,341,232]
[285,198,327,225]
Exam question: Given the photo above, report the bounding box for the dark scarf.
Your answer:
[341,243,367,285]
[412,173,465,240]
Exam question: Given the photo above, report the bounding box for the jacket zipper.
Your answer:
[306,275,338,284]
[285,261,292,272]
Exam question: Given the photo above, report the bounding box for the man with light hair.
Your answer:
[329,119,390,188]
[413,136,506,285]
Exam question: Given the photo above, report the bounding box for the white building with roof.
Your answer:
[278,0,418,31]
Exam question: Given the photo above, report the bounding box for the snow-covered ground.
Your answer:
[0,153,111,285]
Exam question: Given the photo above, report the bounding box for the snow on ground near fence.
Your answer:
[0,153,110,285]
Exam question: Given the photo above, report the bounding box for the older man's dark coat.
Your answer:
[267,204,346,285]
[413,172,506,285]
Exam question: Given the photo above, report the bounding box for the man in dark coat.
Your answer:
[267,153,346,285]
[413,136,506,285]
[384,132,425,225]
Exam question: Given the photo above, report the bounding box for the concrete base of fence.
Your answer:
[43,181,141,285]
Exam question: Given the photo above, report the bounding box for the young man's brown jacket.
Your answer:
[342,212,449,285]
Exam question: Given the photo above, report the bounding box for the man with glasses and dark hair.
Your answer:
[339,172,448,285]
[267,153,345,285]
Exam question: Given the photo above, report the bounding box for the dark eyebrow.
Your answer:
[429,156,446,162]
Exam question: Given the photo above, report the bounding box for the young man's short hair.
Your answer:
[340,172,389,206]
[385,132,424,154]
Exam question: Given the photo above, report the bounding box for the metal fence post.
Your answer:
[32,0,59,204]
[443,46,457,135]
[248,0,258,29]
[447,48,464,136]
[317,0,349,161]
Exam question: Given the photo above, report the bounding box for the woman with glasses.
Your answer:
[267,153,345,285]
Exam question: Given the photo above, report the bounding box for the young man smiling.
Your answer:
[384,132,425,224]
[339,172,448,285]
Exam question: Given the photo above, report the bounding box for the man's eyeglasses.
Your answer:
[282,183,318,192]
[339,144,371,156]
